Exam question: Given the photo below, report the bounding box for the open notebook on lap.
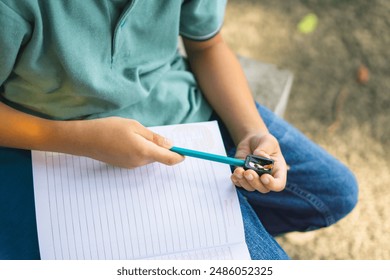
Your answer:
[31,121,250,260]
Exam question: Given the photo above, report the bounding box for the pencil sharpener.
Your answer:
[244,155,274,175]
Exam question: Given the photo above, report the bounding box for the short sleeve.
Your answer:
[0,1,31,87]
[179,0,227,41]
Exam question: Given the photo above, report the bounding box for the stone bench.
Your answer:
[238,56,293,118]
[178,38,293,118]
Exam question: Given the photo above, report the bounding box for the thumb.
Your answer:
[235,144,249,160]
[251,133,278,156]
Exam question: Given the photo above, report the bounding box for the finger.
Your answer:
[230,174,240,187]
[238,177,256,192]
[131,123,183,165]
[252,134,277,156]
[233,168,256,191]
[133,121,173,149]
[269,157,288,191]
[253,150,271,159]
[233,168,269,193]
[232,167,245,181]
[260,168,286,192]
[243,170,270,193]
[231,168,243,187]
[147,142,185,166]
[235,145,249,160]
[232,168,254,191]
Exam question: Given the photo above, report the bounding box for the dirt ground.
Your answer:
[223,0,390,259]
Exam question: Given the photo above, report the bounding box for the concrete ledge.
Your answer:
[238,56,293,117]
[178,38,293,117]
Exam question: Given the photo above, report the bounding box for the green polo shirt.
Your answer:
[0,0,226,126]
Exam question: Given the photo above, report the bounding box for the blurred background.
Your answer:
[223,0,389,259]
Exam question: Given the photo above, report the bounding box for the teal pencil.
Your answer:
[170,146,245,167]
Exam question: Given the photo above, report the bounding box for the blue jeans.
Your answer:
[0,104,358,260]
[212,103,358,259]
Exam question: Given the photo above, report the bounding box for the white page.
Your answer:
[32,121,250,260]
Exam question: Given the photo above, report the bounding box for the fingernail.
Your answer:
[236,173,243,179]
[261,176,270,185]
[245,174,254,181]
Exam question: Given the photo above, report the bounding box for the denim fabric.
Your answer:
[213,103,358,259]
[237,191,289,259]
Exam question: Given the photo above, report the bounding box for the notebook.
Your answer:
[31,121,250,260]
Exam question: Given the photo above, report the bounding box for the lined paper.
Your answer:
[32,121,250,260]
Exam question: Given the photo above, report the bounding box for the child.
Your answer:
[0,0,358,259]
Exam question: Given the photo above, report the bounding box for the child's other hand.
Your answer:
[231,132,287,193]
[74,117,184,169]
